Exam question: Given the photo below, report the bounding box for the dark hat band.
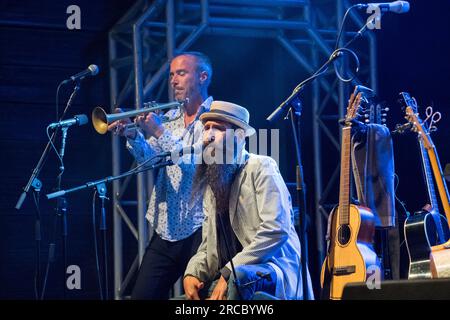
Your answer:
[203,108,248,124]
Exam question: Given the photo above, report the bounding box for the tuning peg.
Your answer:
[382,119,387,123]
[383,107,390,112]
[365,119,370,123]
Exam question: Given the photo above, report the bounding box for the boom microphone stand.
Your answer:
[266,6,385,300]
[46,156,174,299]
[40,81,81,300]
[16,78,82,300]
[58,82,80,299]
[268,95,310,300]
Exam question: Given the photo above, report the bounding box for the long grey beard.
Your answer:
[192,163,240,214]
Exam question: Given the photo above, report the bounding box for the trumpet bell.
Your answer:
[92,107,109,134]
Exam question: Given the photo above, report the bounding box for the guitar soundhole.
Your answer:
[338,225,351,245]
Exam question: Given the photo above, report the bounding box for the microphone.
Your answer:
[155,143,205,164]
[177,145,199,157]
[267,95,302,123]
[48,114,88,130]
[356,1,410,14]
[63,64,99,84]
[157,144,203,157]
[170,143,204,160]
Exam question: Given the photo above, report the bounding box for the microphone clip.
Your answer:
[392,122,412,134]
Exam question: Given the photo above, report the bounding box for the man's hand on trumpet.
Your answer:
[135,112,165,139]
[107,108,137,139]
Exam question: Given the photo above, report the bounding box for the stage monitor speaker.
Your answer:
[342,279,450,300]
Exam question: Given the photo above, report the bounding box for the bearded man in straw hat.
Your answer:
[182,101,313,300]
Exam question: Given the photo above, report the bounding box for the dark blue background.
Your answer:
[1,0,449,299]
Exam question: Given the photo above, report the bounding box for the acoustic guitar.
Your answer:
[400,92,450,279]
[401,92,450,279]
[320,86,380,300]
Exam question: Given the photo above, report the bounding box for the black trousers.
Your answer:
[131,228,203,300]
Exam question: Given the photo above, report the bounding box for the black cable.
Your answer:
[216,212,243,300]
[47,83,81,174]
[333,47,360,83]
[393,173,410,219]
[344,11,386,51]
[27,80,79,300]
[38,80,69,300]
[291,4,369,300]
[43,81,74,171]
[334,3,386,84]
[56,81,63,121]
[270,2,383,300]
[393,174,409,248]
[287,46,359,106]
[335,4,359,51]
[40,210,59,300]
[292,56,332,94]
[100,195,109,300]
[103,228,109,300]
[46,126,64,175]
[131,151,167,173]
[32,191,42,300]
[271,2,371,124]
[92,190,104,300]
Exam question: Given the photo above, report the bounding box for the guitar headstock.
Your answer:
[345,86,364,124]
[346,92,362,123]
[398,92,434,149]
[361,102,389,126]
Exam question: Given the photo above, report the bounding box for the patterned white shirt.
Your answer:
[126,97,213,241]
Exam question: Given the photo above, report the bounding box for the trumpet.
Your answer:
[92,101,183,134]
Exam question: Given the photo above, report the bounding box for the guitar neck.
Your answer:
[338,126,352,225]
[419,138,446,242]
[425,141,450,226]
[419,139,440,210]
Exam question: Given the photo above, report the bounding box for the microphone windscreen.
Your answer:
[391,1,410,14]
[88,64,99,75]
[75,114,89,126]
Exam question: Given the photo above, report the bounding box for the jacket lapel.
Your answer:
[229,152,250,226]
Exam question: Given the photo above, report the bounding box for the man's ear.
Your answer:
[199,71,208,84]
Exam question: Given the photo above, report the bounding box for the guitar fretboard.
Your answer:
[339,126,352,225]
[419,138,446,243]
[426,141,450,229]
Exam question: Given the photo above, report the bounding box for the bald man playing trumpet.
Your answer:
[108,52,214,300]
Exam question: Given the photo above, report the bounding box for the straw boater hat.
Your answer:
[200,101,256,137]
